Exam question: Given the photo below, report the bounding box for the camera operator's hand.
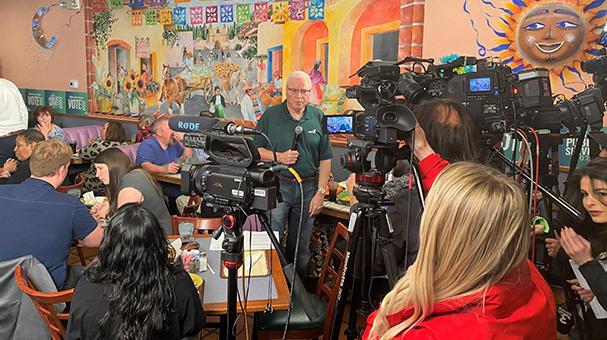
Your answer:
[567,279,595,303]
[174,132,185,143]
[545,237,561,258]
[278,150,299,165]
[409,124,435,161]
[165,162,181,174]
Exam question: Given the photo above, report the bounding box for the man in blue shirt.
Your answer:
[0,140,104,289]
[136,116,191,213]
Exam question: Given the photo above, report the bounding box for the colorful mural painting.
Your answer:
[86,0,410,121]
[461,0,606,93]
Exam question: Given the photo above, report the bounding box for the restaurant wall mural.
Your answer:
[85,0,407,121]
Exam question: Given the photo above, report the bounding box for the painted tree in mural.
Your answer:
[466,0,606,92]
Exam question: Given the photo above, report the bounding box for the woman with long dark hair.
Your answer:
[66,204,205,339]
[80,121,129,193]
[90,148,172,233]
[550,157,607,339]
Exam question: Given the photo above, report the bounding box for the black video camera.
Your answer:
[169,116,278,211]
[398,57,605,139]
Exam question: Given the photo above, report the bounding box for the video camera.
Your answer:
[168,116,278,211]
[322,61,417,203]
[397,56,605,140]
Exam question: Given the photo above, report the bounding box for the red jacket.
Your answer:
[363,260,556,339]
[418,153,449,194]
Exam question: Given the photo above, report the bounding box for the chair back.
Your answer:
[116,142,140,164]
[172,215,223,235]
[317,222,350,337]
[63,125,103,149]
[14,266,74,340]
[182,195,202,217]
[57,172,85,194]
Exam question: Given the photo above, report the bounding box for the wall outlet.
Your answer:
[69,80,79,89]
[61,0,81,10]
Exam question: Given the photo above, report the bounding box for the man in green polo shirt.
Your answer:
[254,71,332,280]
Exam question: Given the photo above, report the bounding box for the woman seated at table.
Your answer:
[364,162,555,339]
[66,203,205,340]
[80,121,129,193]
[91,148,172,234]
[34,106,64,141]
[0,129,44,184]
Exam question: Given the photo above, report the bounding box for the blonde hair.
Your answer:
[30,140,71,177]
[369,162,530,339]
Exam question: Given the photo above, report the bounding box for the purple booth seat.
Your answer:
[117,143,140,164]
[63,125,103,149]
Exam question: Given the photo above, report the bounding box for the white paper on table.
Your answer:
[569,259,607,319]
[209,231,280,251]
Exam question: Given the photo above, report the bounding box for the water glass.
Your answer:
[179,222,195,243]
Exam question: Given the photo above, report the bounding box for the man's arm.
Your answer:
[317,159,331,191]
[141,161,176,174]
[309,159,331,216]
[258,147,298,165]
[79,225,104,248]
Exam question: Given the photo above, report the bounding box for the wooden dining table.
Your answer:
[167,234,290,315]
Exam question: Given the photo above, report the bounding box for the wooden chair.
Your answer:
[57,172,85,193]
[14,265,74,340]
[171,215,223,235]
[181,195,202,218]
[255,222,350,339]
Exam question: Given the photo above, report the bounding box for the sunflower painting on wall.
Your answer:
[466,0,606,92]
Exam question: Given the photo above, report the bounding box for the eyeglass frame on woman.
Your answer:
[287,88,311,96]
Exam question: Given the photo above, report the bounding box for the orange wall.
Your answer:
[302,22,329,72]
[0,1,87,92]
[349,0,400,82]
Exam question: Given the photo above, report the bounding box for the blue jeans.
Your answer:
[270,179,317,278]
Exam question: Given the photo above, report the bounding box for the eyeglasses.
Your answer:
[287,88,311,96]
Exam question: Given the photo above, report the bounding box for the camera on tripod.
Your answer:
[397,56,605,140]
[177,123,278,212]
[322,61,417,178]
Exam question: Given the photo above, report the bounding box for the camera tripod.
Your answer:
[327,174,403,340]
[211,205,319,340]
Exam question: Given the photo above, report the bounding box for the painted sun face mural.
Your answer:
[467,0,606,91]
[516,3,586,66]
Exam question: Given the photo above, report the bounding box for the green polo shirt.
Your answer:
[254,101,333,178]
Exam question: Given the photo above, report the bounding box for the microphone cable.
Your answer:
[281,167,304,340]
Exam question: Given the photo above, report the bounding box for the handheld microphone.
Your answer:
[291,126,303,150]
[168,116,218,133]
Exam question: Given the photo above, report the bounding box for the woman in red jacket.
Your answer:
[364,162,556,339]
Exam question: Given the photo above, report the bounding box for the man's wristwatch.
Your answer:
[317,187,327,195]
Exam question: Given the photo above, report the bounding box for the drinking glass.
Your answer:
[179,222,195,243]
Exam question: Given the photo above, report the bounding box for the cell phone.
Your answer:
[322,115,354,134]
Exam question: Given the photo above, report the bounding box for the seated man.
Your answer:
[0,129,45,184]
[136,116,191,213]
[0,140,104,289]
[135,116,191,175]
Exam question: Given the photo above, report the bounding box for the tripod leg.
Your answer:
[328,214,364,340]
[345,227,365,340]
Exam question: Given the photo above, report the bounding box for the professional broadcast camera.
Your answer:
[322,61,417,181]
[169,117,278,211]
